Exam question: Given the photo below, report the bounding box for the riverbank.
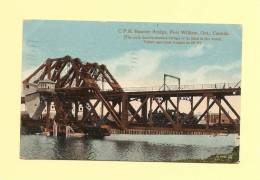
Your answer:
[177,146,239,163]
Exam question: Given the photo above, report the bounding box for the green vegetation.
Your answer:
[177,146,239,163]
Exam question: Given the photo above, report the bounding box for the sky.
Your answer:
[22,20,242,88]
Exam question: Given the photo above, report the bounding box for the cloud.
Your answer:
[23,40,42,60]
[99,44,212,87]
[179,61,241,84]
[22,67,37,80]
[177,44,212,58]
[173,44,212,58]
[21,44,220,88]
[101,49,168,87]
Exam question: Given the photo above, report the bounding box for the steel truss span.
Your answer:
[21,56,240,136]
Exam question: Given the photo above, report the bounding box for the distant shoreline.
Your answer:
[177,146,239,163]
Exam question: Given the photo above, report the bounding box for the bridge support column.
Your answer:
[101,101,104,118]
[121,93,128,128]
[81,101,87,121]
[46,100,51,129]
[148,96,153,125]
[141,97,148,123]
[206,96,210,129]
[218,97,222,125]
[190,96,194,116]
[165,98,168,110]
[176,95,180,125]
[74,101,78,120]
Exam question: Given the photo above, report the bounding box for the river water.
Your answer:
[20,134,239,161]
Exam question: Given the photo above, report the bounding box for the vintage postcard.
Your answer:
[21,20,241,162]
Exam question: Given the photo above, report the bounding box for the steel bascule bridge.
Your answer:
[21,56,240,137]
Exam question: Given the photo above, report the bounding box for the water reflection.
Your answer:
[20,135,236,161]
[52,137,96,160]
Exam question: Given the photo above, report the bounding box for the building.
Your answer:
[37,79,56,92]
[207,113,239,125]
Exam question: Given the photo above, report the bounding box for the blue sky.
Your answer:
[22,20,242,87]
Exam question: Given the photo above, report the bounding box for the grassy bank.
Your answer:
[177,146,239,163]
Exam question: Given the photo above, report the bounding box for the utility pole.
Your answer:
[163,74,181,90]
